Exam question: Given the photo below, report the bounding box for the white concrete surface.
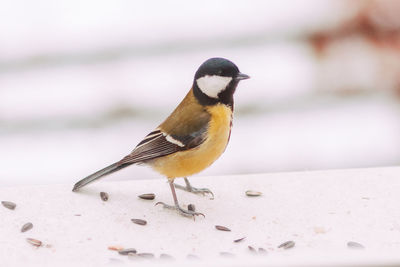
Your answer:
[1,167,400,266]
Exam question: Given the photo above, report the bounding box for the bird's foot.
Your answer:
[174,184,214,198]
[155,202,205,219]
[174,178,214,199]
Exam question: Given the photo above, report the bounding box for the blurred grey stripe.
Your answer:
[0,31,300,73]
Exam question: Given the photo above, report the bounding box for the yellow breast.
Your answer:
[150,104,232,179]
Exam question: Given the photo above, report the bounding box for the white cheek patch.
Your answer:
[196,75,232,98]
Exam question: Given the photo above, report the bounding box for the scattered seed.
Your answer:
[1,201,16,210]
[138,193,155,200]
[131,219,147,225]
[278,240,295,249]
[159,253,174,260]
[215,225,231,231]
[100,192,109,201]
[26,238,42,247]
[118,248,137,255]
[234,237,246,243]
[21,223,33,233]
[108,246,124,251]
[220,252,235,258]
[138,253,154,259]
[258,247,267,254]
[248,246,257,253]
[347,241,365,249]
[245,190,262,197]
[188,204,195,212]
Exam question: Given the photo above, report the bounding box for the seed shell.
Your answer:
[215,225,231,231]
[26,238,42,247]
[159,253,174,260]
[118,248,137,255]
[278,240,295,249]
[188,204,195,212]
[245,190,262,197]
[347,241,365,249]
[234,237,246,243]
[131,219,147,225]
[21,222,33,233]
[108,246,124,251]
[138,193,155,200]
[137,253,154,259]
[248,246,257,253]
[1,201,16,210]
[100,192,109,201]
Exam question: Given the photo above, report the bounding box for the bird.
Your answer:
[72,57,250,218]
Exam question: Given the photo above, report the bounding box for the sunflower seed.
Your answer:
[215,225,231,231]
[234,237,246,243]
[188,204,195,212]
[347,241,365,249]
[138,253,154,259]
[118,248,137,255]
[100,192,109,201]
[245,190,262,197]
[131,219,147,225]
[248,246,257,253]
[1,201,16,210]
[138,193,155,200]
[159,253,174,260]
[26,238,42,247]
[21,223,33,233]
[278,240,295,249]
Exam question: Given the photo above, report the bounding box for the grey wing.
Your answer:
[118,127,208,165]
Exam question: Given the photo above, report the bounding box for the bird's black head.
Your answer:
[193,57,249,108]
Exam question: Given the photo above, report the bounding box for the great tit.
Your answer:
[72,57,250,218]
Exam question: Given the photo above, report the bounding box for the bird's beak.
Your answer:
[235,72,250,81]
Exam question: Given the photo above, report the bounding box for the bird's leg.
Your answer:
[174,177,214,199]
[156,180,205,219]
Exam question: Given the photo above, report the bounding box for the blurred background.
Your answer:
[1,0,400,186]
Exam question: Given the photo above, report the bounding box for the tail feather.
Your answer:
[72,162,131,192]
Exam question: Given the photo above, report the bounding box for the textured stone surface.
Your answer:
[1,167,400,266]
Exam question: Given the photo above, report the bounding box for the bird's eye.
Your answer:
[217,70,222,75]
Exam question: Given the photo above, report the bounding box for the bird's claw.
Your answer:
[192,188,215,199]
[155,201,205,219]
[174,184,215,200]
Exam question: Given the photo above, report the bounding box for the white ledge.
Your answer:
[1,167,400,266]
